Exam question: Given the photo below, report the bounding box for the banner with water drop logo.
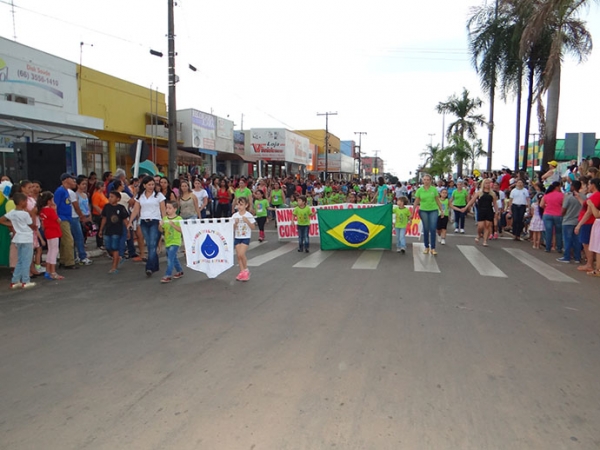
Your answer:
[180,219,234,278]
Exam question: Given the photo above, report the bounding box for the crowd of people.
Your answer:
[2,155,600,287]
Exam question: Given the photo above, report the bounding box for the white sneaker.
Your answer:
[460,229,465,234]
[81,258,93,265]
[441,238,446,245]
[22,282,37,289]
[397,248,401,253]
[454,228,459,233]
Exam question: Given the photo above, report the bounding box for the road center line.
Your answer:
[457,245,507,278]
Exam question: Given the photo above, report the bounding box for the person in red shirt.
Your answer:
[38,191,64,280]
[499,169,512,192]
[575,178,600,272]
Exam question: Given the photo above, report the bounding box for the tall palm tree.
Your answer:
[436,88,486,178]
[515,0,594,168]
[419,144,452,178]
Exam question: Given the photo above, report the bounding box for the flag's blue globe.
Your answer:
[343,221,370,244]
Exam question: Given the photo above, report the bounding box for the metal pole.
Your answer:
[317,112,337,181]
[167,0,178,181]
[354,131,367,180]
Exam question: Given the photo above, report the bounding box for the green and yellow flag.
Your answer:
[318,204,393,250]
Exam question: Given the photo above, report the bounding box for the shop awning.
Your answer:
[0,118,99,139]
[216,152,258,163]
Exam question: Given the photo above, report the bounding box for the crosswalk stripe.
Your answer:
[293,250,335,268]
[248,241,263,251]
[457,245,507,278]
[351,250,383,270]
[504,248,578,283]
[247,242,297,267]
[412,243,440,273]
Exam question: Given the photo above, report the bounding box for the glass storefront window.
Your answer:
[81,139,109,176]
[115,142,133,176]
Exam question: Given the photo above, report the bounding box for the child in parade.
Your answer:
[99,191,130,274]
[253,189,269,242]
[436,188,450,245]
[292,195,315,253]
[0,193,36,288]
[232,197,256,281]
[159,202,184,283]
[393,196,411,253]
[38,192,63,280]
[289,193,298,208]
[529,193,545,249]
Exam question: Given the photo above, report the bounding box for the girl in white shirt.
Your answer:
[231,197,256,282]
[129,176,166,277]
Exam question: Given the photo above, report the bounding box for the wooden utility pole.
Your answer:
[317,112,337,180]
[354,131,367,180]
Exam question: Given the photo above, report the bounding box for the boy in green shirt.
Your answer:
[253,189,269,242]
[292,195,315,253]
[393,196,411,253]
[159,201,184,283]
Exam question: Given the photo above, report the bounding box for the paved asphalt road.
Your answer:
[1,222,600,450]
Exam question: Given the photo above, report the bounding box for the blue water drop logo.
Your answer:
[201,235,219,259]
[343,221,369,244]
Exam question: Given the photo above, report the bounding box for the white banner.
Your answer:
[180,218,234,279]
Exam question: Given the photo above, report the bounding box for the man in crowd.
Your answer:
[54,173,77,269]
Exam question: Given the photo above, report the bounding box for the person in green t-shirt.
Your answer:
[436,188,452,245]
[292,195,315,253]
[232,179,253,215]
[414,174,444,255]
[159,201,183,283]
[253,189,270,242]
[451,180,469,233]
[393,196,411,253]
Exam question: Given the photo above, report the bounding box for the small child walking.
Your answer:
[232,197,256,281]
[159,201,184,283]
[436,188,450,245]
[393,196,411,253]
[99,191,129,274]
[38,191,64,280]
[292,195,315,253]
[0,192,36,288]
[253,189,269,242]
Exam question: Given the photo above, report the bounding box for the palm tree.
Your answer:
[419,144,452,178]
[436,88,486,178]
[515,0,594,168]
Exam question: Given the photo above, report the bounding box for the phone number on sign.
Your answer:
[17,70,60,87]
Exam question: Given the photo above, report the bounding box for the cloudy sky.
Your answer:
[1,0,598,179]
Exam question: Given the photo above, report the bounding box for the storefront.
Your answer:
[248,128,311,178]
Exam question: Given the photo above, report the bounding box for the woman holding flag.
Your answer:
[413,174,444,255]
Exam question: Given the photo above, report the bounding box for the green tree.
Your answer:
[436,88,486,178]
[420,144,453,178]
[515,0,594,169]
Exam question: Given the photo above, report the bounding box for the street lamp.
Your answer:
[428,133,435,147]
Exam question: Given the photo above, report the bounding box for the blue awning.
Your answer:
[197,148,217,156]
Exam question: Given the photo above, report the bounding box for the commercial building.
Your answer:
[248,128,312,177]
[361,156,385,180]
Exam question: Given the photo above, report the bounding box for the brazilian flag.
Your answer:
[318,204,392,250]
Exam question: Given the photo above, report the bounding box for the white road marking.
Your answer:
[412,243,440,273]
[247,242,298,267]
[351,250,383,270]
[504,248,578,283]
[293,250,335,268]
[457,245,507,278]
[248,241,263,251]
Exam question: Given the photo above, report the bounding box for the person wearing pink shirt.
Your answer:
[540,182,564,253]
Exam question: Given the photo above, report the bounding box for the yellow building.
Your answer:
[294,129,340,155]
[78,65,198,176]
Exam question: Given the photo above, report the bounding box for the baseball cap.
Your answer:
[60,173,76,181]
[548,160,558,167]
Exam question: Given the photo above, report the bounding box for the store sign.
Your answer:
[0,38,78,113]
[250,129,286,161]
[191,110,216,150]
[234,131,245,156]
[216,117,234,153]
[284,132,310,165]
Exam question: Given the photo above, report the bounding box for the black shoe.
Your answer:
[145,270,152,277]
[298,248,303,252]
[305,248,309,253]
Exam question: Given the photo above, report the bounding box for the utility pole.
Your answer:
[317,112,337,181]
[167,0,178,182]
[530,133,539,181]
[373,150,380,181]
[354,131,367,180]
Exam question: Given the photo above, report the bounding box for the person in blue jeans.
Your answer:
[129,176,166,277]
[159,202,184,283]
[413,174,445,255]
[71,177,93,265]
[540,182,564,253]
[558,180,582,263]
